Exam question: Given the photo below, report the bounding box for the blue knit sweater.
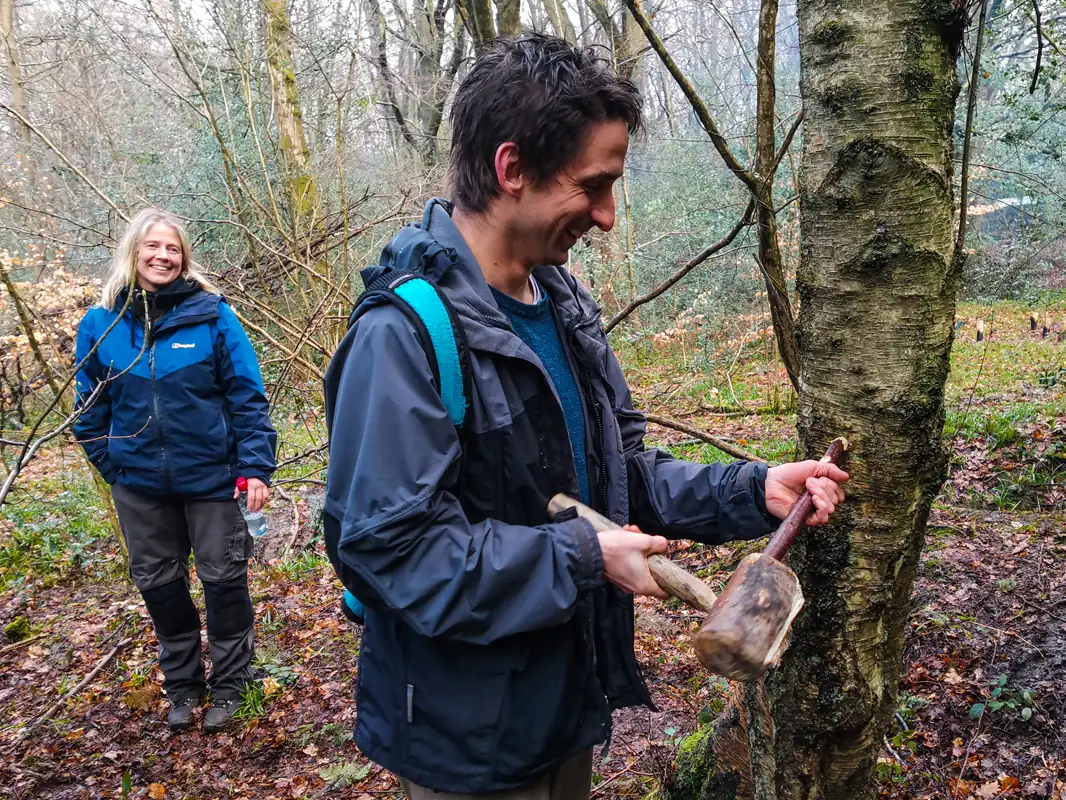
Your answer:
[491,280,591,505]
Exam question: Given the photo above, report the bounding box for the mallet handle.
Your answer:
[762,437,848,562]
[547,494,718,614]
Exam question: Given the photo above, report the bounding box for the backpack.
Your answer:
[328,214,472,625]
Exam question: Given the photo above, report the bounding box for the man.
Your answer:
[323,33,847,800]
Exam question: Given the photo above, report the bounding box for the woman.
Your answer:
[74,208,277,733]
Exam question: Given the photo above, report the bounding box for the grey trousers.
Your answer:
[400,751,593,800]
[111,484,255,702]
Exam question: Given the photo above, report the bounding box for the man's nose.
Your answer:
[590,193,616,233]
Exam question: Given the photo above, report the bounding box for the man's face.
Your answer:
[518,119,629,266]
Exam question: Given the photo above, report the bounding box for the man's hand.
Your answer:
[598,525,669,599]
[235,477,271,513]
[765,461,849,526]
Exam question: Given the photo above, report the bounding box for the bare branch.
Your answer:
[1029,0,1043,93]
[644,413,766,463]
[605,200,756,333]
[0,100,128,223]
[622,0,758,194]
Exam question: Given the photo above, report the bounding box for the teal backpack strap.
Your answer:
[392,276,467,428]
[334,270,471,627]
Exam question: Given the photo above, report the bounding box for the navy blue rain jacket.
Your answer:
[74,286,277,499]
[323,199,775,793]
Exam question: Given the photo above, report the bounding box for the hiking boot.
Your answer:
[203,697,239,733]
[166,696,201,732]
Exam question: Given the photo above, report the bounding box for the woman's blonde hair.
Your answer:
[101,208,219,310]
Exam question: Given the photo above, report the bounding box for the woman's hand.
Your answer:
[235,477,270,512]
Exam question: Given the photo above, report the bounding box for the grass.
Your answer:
[0,458,122,590]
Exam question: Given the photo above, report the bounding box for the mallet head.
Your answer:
[692,552,805,682]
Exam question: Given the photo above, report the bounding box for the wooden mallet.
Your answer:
[547,436,848,682]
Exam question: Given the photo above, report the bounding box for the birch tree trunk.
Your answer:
[766,0,964,796]
[665,2,965,799]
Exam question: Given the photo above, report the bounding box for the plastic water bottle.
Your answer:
[235,476,269,538]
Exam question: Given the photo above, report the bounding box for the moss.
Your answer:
[4,615,31,642]
[900,67,935,100]
[663,725,717,800]
[820,78,863,115]
[809,19,852,50]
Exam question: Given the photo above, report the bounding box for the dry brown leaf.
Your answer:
[148,784,166,800]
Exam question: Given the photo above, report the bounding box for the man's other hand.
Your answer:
[765,461,849,526]
[598,525,669,598]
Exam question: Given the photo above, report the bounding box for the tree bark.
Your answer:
[458,0,497,49]
[766,1,964,796]
[0,0,29,149]
[262,0,321,236]
[496,0,521,37]
[542,0,576,43]
[665,2,965,799]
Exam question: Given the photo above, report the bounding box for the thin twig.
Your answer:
[0,101,128,223]
[27,638,133,732]
[644,413,766,463]
[605,201,756,333]
[0,633,47,653]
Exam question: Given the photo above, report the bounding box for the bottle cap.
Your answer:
[236,476,248,491]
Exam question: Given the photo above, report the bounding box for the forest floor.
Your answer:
[0,299,1064,800]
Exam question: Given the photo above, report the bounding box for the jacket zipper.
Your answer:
[566,316,609,516]
[148,337,170,493]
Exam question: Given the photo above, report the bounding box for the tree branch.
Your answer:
[0,101,127,223]
[644,413,766,463]
[957,0,989,256]
[622,0,758,194]
[604,200,756,333]
[1029,0,1043,93]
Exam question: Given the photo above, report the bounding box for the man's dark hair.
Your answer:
[449,34,643,213]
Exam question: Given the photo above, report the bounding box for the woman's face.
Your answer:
[135,223,184,291]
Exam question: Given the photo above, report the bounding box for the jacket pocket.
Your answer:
[404,634,530,779]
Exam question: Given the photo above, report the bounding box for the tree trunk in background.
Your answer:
[262,0,322,237]
[496,0,521,37]
[542,0,576,43]
[764,1,963,796]
[458,0,497,50]
[1,0,28,147]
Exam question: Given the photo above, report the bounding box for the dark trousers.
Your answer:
[111,484,255,702]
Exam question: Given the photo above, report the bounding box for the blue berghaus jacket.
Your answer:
[73,288,277,499]
[322,198,775,793]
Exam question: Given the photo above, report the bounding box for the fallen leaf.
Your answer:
[148,784,166,800]
[975,781,999,799]
[943,668,964,685]
[1000,775,1020,792]
[302,744,318,757]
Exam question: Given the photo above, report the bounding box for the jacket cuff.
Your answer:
[563,517,606,592]
[93,458,119,485]
[724,461,776,541]
[238,468,273,486]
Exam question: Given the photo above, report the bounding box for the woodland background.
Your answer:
[0,0,1064,798]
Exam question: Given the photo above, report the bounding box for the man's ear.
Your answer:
[494,142,526,199]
